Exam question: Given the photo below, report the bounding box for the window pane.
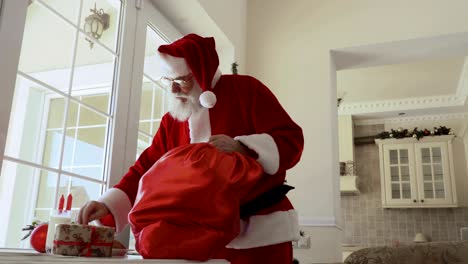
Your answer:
[1,0,122,251]
[400,166,409,181]
[153,87,166,119]
[80,0,122,52]
[67,100,80,128]
[78,105,107,126]
[41,0,81,24]
[5,76,64,169]
[62,103,107,179]
[421,148,431,163]
[34,209,52,224]
[59,175,102,210]
[18,1,75,92]
[139,81,165,135]
[0,160,58,248]
[36,170,59,209]
[432,147,441,163]
[47,98,66,129]
[139,122,151,135]
[399,149,408,164]
[81,94,110,115]
[62,128,77,167]
[71,167,104,181]
[389,149,398,164]
[151,121,161,135]
[143,26,168,80]
[137,132,151,158]
[73,127,107,165]
[140,82,153,121]
[71,33,115,112]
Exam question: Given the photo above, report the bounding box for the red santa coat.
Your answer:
[98,72,304,249]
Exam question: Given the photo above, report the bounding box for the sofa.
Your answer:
[344,241,468,264]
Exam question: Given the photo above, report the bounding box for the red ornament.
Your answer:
[30,223,48,253]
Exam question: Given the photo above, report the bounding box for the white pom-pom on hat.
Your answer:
[199,91,217,108]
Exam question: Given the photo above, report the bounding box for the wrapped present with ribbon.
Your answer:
[53,224,115,257]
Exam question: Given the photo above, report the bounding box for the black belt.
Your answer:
[239,184,295,218]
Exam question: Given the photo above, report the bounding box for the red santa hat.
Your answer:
[158,34,219,108]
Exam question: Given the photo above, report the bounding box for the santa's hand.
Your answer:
[208,134,247,155]
[77,201,109,225]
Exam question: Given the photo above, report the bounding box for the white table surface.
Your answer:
[0,249,229,263]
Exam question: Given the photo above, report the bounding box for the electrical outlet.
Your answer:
[292,236,310,249]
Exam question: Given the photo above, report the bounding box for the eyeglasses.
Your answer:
[156,74,193,92]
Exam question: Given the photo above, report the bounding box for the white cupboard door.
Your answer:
[414,142,453,205]
[383,144,417,206]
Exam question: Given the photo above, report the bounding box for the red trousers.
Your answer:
[214,242,293,264]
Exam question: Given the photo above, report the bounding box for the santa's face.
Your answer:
[167,74,203,121]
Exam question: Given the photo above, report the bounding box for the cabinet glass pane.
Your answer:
[433,164,443,180]
[423,165,432,181]
[424,182,434,198]
[400,166,409,181]
[432,147,441,163]
[390,166,399,181]
[402,183,411,199]
[399,149,408,164]
[421,148,431,163]
[392,184,401,199]
[389,150,398,164]
[435,182,445,198]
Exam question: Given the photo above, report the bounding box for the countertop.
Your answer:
[0,249,229,263]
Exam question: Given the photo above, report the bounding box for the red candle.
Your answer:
[66,193,73,211]
[58,194,64,213]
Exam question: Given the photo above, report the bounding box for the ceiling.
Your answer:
[334,31,468,121]
[337,57,464,103]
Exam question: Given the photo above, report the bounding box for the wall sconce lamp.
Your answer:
[84,3,110,48]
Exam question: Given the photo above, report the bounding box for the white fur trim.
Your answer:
[189,107,211,143]
[97,188,132,234]
[199,91,217,108]
[158,53,190,78]
[226,210,300,249]
[234,134,280,175]
[211,69,222,88]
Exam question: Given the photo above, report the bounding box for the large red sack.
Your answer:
[128,143,263,260]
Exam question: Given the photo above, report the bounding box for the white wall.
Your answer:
[197,0,247,74]
[247,0,468,262]
[338,115,354,162]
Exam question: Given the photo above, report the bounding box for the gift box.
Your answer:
[53,224,115,257]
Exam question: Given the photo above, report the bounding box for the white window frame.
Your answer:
[0,0,132,247]
[0,0,184,248]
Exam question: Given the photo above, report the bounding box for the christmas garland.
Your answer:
[377,126,453,140]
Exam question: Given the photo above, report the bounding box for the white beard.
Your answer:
[168,83,203,121]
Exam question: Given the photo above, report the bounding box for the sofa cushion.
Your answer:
[344,241,468,264]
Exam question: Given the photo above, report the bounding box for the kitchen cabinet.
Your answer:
[375,135,457,208]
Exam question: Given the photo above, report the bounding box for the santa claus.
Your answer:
[78,34,304,264]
